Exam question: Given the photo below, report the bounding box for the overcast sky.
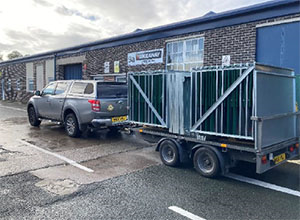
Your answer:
[0,0,270,60]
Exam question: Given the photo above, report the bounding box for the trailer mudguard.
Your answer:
[156,138,189,163]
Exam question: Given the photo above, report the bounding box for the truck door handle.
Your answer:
[117,100,123,104]
[59,100,63,103]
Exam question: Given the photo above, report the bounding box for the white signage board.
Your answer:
[128,48,164,66]
[222,55,231,67]
[114,61,120,73]
[104,62,110,73]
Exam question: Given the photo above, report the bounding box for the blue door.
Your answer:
[257,21,300,74]
[256,21,300,106]
[64,64,82,80]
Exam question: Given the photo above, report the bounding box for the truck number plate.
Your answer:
[112,116,127,123]
[273,153,286,164]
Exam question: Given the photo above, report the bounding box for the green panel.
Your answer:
[130,73,165,126]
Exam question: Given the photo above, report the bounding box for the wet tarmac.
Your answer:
[0,101,299,220]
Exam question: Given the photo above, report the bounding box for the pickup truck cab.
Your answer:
[27,80,128,137]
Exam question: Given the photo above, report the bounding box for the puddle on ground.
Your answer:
[35,179,80,196]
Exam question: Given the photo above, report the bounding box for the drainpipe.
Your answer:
[1,78,4,101]
[54,54,57,81]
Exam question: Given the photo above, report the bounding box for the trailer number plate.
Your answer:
[112,116,127,123]
[273,153,286,164]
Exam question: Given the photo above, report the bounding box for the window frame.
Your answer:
[69,82,95,96]
[54,82,70,95]
[42,82,57,96]
[166,36,205,71]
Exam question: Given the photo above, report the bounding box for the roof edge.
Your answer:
[0,0,299,66]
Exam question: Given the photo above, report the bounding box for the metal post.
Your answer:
[199,71,202,130]
[195,71,198,126]
[239,68,242,135]
[215,70,218,132]
[221,70,224,133]
[245,76,249,136]
[151,74,154,124]
[148,74,151,123]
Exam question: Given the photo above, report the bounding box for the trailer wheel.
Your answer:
[193,147,220,178]
[159,140,179,167]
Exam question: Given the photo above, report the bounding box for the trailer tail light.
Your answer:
[261,155,268,164]
[88,100,100,112]
[295,143,299,149]
[289,146,294,152]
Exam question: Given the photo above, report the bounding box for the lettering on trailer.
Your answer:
[128,49,164,66]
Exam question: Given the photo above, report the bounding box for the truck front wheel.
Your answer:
[65,113,81,138]
[193,147,220,178]
[159,140,180,167]
[28,106,41,127]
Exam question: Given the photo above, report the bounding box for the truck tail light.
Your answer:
[88,100,100,112]
[289,146,294,152]
[261,155,268,164]
[295,143,299,149]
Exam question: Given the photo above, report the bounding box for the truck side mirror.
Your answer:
[34,90,41,96]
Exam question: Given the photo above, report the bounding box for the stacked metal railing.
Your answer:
[128,64,256,140]
[190,64,255,139]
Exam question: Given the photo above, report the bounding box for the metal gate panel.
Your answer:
[128,71,189,134]
[190,65,255,140]
[128,72,167,127]
[254,65,297,149]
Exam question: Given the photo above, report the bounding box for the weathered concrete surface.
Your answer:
[0,101,299,220]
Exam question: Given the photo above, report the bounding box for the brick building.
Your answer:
[0,0,299,103]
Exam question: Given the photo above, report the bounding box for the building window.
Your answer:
[7,79,11,91]
[28,79,34,92]
[166,37,204,71]
[16,80,21,91]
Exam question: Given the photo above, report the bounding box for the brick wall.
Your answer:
[0,13,299,102]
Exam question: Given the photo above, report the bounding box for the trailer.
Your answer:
[128,63,300,177]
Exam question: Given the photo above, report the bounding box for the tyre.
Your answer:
[65,113,81,138]
[159,140,180,167]
[28,106,41,127]
[193,147,220,178]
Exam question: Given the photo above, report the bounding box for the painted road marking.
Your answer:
[0,105,27,112]
[225,173,300,197]
[19,139,94,173]
[169,206,206,220]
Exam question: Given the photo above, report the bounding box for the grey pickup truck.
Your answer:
[27,80,128,137]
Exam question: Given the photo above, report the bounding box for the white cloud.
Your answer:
[0,0,269,60]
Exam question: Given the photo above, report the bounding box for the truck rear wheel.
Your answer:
[193,147,220,178]
[159,140,179,167]
[65,113,81,138]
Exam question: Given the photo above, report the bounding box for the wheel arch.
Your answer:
[63,108,83,130]
[27,102,39,118]
[156,138,189,163]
